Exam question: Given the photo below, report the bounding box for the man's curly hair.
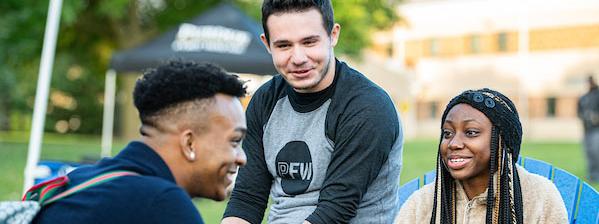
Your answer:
[133,61,246,129]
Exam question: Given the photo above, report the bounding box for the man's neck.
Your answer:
[294,57,337,94]
[324,57,336,84]
[320,57,337,91]
[140,126,191,194]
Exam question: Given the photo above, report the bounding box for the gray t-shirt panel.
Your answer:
[264,97,333,223]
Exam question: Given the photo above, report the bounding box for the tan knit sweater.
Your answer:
[395,166,568,224]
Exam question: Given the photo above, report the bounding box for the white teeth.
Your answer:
[450,158,465,163]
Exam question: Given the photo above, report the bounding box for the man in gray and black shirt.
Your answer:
[222,0,403,223]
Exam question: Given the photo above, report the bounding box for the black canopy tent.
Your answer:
[101,3,275,156]
[109,3,275,74]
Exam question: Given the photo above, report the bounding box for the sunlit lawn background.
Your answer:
[1,131,596,223]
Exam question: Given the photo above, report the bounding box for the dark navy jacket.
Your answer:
[33,141,204,224]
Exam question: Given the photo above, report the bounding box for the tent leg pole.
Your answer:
[23,0,63,193]
[101,69,117,158]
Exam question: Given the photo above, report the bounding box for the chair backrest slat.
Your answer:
[552,168,580,223]
[523,157,553,179]
[423,170,436,186]
[517,156,523,166]
[398,177,420,208]
[575,182,599,224]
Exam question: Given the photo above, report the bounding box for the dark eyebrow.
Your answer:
[272,35,320,45]
[235,127,247,135]
[444,118,480,124]
[303,35,320,41]
[463,119,482,124]
[272,40,291,45]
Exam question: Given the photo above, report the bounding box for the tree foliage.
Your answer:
[0,0,398,134]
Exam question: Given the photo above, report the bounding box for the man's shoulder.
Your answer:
[591,89,599,100]
[121,174,178,188]
[579,90,599,108]
[327,62,401,137]
[333,61,395,112]
[582,89,599,98]
[66,168,183,201]
[35,175,189,223]
[93,177,182,206]
[69,162,180,193]
[100,176,195,214]
[335,60,390,99]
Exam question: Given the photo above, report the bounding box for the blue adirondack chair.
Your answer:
[398,157,599,224]
[553,168,580,222]
[398,177,419,208]
[423,170,436,185]
[577,182,599,224]
[517,156,523,166]
[523,157,553,179]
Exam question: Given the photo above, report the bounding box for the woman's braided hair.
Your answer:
[430,88,524,224]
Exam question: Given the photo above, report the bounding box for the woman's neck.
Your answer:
[460,174,489,200]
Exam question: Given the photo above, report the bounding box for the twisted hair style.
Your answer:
[430,131,458,224]
[430,144,441,224]
[133,61,247,131]
[430,88,524,224]
[512,158,525,223]
[485,126,499,223]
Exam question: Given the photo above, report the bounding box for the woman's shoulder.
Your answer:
[516,165,569,223]
[419,182,437,194]
[406,182,436,204]
[516,165,556,191]
[395,182,436,223]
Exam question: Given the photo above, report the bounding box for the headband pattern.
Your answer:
[471,91,513,112]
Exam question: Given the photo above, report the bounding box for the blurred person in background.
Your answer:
[33,61,247,223]
[578,75,599,183]
[395,88,567,224]
[222,0,403,223]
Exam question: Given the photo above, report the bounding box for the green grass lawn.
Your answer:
[1,132,596,223]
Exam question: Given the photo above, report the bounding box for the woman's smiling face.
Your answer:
[440,103,492,184]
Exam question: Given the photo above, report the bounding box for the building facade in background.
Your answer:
[114,0,599,141]
[378,0,599,140]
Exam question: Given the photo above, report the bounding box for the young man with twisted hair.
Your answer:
[222,0,403,223]
[33,61,248,223]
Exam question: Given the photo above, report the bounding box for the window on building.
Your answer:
[470,35,480,53]
[430,101,438,119]
[429,39,438,56]
[498,32,507,52]
[546,97,557,117]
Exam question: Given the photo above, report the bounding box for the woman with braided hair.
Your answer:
[395,88,567,224]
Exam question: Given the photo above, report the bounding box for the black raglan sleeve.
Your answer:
[223,87,274,224]
[306,92,400,224]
